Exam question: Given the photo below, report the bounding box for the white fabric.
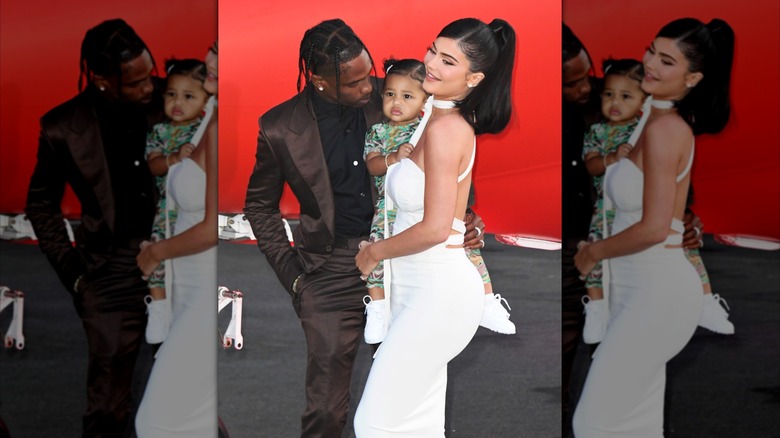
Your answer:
[135,158,217,437]
[378,97,475,338]
[573,133,703,437]
[355,123,481,436]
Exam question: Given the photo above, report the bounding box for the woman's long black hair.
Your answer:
[657,18,735,135]
[438,18,516,135]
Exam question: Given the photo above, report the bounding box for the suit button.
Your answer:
[325,245,332,252]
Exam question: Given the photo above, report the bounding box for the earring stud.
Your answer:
[99,86,105,91]
[318,86,324,91]
[467,83,475,88]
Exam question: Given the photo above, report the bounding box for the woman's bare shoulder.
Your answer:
[426,113,473,144]
[645,113,692,149]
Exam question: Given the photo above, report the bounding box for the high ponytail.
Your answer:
[657,18,734,134]
[437,18,516,135]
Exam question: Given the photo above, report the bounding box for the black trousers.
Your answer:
[295,239,368,438]
[73,246,149,438]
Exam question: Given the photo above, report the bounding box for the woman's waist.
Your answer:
[613,212,685,244]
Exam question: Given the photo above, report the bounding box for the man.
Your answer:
[25,19,164,437]
[244,18,484,437]
[244,19,384,437]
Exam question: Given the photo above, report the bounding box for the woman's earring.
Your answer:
[99,86,105,91]
[318,86,324,91]
[467,83,475,88]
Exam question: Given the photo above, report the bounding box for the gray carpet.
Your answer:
[2,234,778,437]
[565,235,780,437]
[216,236,561,437]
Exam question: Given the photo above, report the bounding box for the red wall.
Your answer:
[565,0,780,240]
[0,1,217,216]
[218,1,562,240]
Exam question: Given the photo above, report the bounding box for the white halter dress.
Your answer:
[573,98,703,437]
[354,98,484,437]
[136,97,217,437]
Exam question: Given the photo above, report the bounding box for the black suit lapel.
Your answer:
[67,99,115,233]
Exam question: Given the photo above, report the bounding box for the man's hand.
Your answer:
[463,211,486,250]
[682,210,704,249]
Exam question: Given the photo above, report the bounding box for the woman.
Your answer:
[134,41,218,437]
[572,19,734,436]
[353,18,516,436]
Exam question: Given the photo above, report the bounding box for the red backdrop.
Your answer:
[565,0,780,241]
[0,1,217,216]
[218,1,562,240]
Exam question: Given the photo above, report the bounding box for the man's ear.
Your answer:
[92,74,111,93]
[311,74,326,91]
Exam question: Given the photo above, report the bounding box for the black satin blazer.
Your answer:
[25,83,164,292]
[244,83,384,294]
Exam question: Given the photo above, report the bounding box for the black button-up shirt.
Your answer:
[312,92,374,237]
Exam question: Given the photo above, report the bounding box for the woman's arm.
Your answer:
[575,115,691,274]
[137,114,218,275]
[356,114,471,275]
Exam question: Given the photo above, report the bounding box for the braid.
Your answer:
[78,18,154,91]
[296,19,376,107]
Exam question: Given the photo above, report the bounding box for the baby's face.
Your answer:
[600,75,645,125]
[382,74,427,126]
[164,74,209,125]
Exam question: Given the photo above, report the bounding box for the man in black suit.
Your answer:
[25,19,164,437]
[244,19,383,437]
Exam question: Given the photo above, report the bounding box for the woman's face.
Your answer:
[641,37,701,100]
[423,37,481,100]
[204,44,218,96]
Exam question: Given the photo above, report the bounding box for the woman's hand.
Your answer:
[137,240,161,277]
[356,240,379,279]
[463,212,486,249]
[574,240,598,278]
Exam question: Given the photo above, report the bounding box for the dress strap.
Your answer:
[676,141,695,183]
[458,140,476,182]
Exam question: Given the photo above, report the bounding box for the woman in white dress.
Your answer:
[572,19,734,437]
[134,41,218,437]
[353,18,516,437]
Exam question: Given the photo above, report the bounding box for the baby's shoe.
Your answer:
[581,296,608,344]
[145,295,171,344]
[480,293,516,334]
[698,293,734,335]
[363,295,386,344]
